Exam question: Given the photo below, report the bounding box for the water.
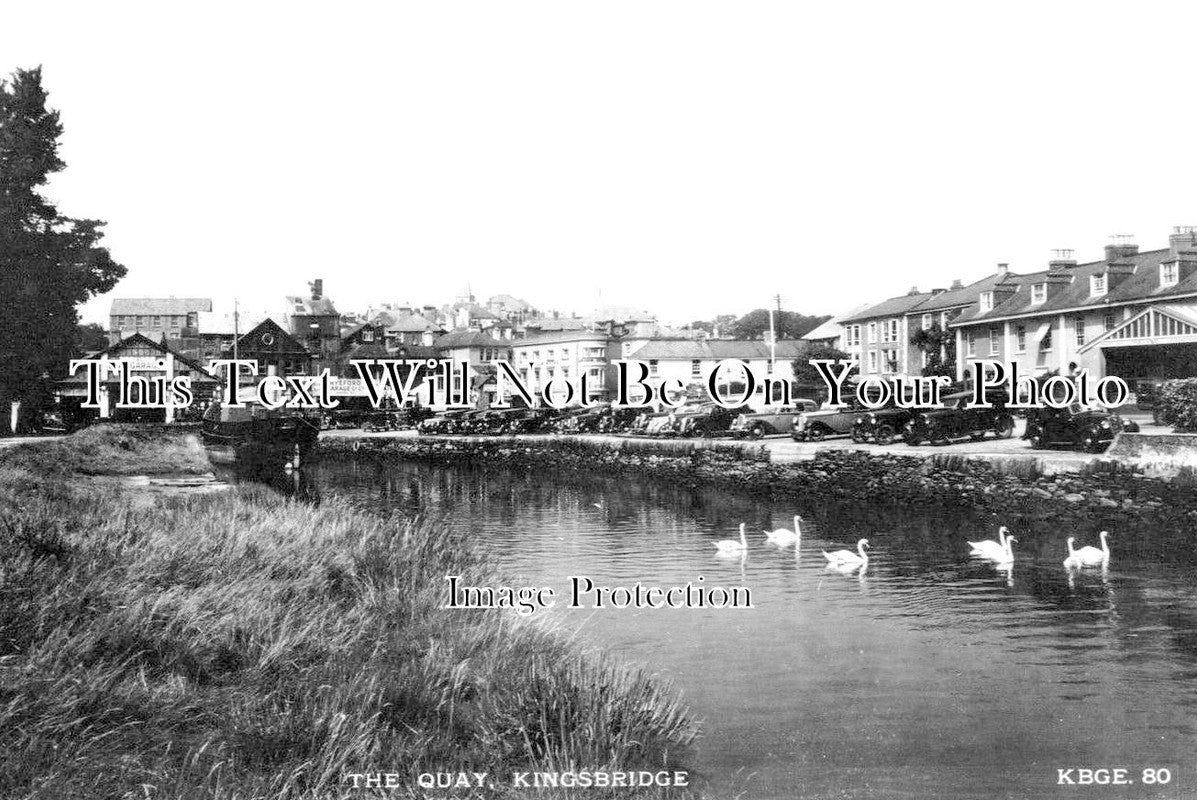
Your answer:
[305,456,1197,799]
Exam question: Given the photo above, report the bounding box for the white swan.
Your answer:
[968,526,1009,559]
[715,523,748,554]
[823,538,869,566]
[987,536,1016,564]
[764,515,801,546]
[1065,531,1110,567]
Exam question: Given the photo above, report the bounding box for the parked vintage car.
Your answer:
[791,401,868,441]
[1024,403,1138,452]
[628,409,671,435]
[671,403,747,437]
[730,400,819,439]
[418,409,471,435]
[903,391,1015,446]
[851,403,930,445]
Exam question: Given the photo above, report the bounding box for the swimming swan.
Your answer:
[823,538,869,566]
[1065,531,1110,567]
[715,523,748,554]
[968,526,1009,559]
[987,536,1017,564]
[764,515,802,546]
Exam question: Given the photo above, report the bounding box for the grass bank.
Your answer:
[0,427,695,799]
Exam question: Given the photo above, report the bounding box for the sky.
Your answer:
[3,1,1196,328]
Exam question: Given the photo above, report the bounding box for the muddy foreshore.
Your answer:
[320,436,1197,534]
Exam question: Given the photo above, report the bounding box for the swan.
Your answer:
[764,515,802,546]
[1065,531,1110,567]
[968,526,1009,559]
[823,538,869,566]
[987,536,1016,564]
[715,523,748,554]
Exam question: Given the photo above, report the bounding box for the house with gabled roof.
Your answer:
[838,287,942,378]
[108,297,212,345]
[951,228,1197,386]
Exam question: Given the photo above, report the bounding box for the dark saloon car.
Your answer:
[1024,403,1138,452]
[791,401,868,441]
[730,400,819,439]
[903,391,1015,446]
[851,404,928,445]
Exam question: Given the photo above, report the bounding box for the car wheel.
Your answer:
[1083,430,1106,453]
[1029,431,1046,450]
[994,417,1015,439]
[748,424,766,439]
[875,424,896,445]
[808,425,826,441]
[851,426,867,443]
[904,435,921,446]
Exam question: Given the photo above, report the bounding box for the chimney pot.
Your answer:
[907,286,920,296]
[950,279,964,290]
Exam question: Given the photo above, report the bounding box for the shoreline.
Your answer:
[323,434,1197,534]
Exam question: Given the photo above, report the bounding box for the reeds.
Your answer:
[0,431,696,799]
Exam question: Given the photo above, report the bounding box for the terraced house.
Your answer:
[838,288,939,378]
[952,227,1197,390]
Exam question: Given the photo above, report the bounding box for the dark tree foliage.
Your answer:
[910,322,956,378]
[0,67,125,430]
[792,344,851,401]
[729,309,830,340]
[75,322,108,353]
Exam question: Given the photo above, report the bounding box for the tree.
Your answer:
[792,344,851,402]
[0,67,125,431]
[729,309,830,341]
[75,322,109,353]
[910,322,955,378]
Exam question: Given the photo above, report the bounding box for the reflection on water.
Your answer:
[307,455,1197,800]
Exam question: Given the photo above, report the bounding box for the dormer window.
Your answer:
[1030,283,1047,305]
[1161,262,1179,288]
[1090,274,1107,297]
[979,292,994,313]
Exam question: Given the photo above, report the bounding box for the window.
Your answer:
[362,329,374,342]
[532,350,540,361]
[989,327,1000,355]
[848,325,861,347]
[867,350,878,372]
[1031,283,1047,305]
[921,350,928,367]
[979,292,994,313]
[883,319,899,343]
[1104,313,1116,332]
[966,331,976,356]
[170,316,181,327]
[1040,326,1053,352]
[1015,325,1026,353]
[649,359,659,375]
[135,315,145,327]
[921,314,932,330]
[1074,316,1086,347]
[1162,262,1179,287]
[691,359,701,377]
[883,351,899,374]
[1090,274,1107,297]
[867,322,877,343]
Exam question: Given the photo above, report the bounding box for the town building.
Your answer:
[54,332,218,422]
[625,339,808,406]
[508,329,620,402]
[108,298,212,346]
[284,279,340,374]
[434,329,513,407]
[952,229,1197,389]
[837,289,941,378]
[903,267,1020,374]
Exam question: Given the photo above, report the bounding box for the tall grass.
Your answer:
[0,431,695,799]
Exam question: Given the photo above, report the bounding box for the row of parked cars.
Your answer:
[412,390,1137,453]
[790,390,1137,452]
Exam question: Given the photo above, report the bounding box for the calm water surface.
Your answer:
[305,456,1197,799]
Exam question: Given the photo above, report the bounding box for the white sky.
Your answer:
[3,1,1195,327]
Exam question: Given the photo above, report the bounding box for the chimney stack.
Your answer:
[1105,234,1139,263]
[1048,249,1077,270]
[906,286,921,296]
[309,279,323,300]
[1170,226,1197,260]
[950,279,964,290]
[996,262,1009,276]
